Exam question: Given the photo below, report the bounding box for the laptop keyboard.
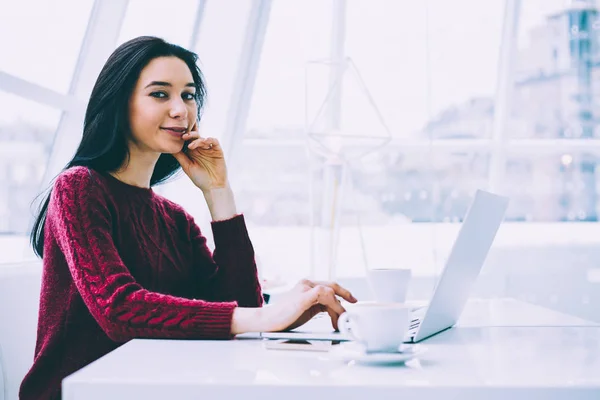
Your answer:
[316,313,421,333]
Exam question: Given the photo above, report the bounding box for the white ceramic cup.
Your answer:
[338,302,411,353]
[367,268,412,303]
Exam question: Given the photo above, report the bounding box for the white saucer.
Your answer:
[329,342,427,365]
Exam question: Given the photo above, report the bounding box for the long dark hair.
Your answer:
[30,36,207,258]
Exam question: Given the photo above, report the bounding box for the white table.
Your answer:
[63,299,600,400]
[453,298,597,327]
[0,360,4,400]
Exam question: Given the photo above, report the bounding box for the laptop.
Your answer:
[243,189,509,343]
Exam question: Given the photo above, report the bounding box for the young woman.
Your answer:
[20,36,356,400]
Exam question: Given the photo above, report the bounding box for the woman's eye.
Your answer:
[150,92,167,99]
[183,92,196,101]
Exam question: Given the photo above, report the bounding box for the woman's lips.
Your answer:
[161,128,186,138]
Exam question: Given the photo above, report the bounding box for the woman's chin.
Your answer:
[160,142,185,154]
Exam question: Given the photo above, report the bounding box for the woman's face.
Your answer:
[128,56,198,154]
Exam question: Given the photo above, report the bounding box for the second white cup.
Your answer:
[367,268,412,303]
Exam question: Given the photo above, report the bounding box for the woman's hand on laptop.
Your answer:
[268,279,358,332]
[231,279,357,335]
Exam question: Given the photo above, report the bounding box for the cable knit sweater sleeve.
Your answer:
[48,170,238,342]
[187,214,264,307]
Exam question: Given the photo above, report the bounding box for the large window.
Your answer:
[238,0,504,281]
[117,0,201,48]
[233,0,600,322]
[0,90,62,262]
[0,0,93,267]
[0,91,62,232]
[1,0,599,322]
[0,0,93,94]
[157,0,257,237]
[503,0,600,222]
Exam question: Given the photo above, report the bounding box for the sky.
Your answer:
[0,0,574,138]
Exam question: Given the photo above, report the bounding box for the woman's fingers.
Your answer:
[187,137,220,151]
[187,138,210,150]
[326,307,340,331]
[187,138,206,150]
[305,280,357,303]
[182,127,205,149]
[300,285,339,311]
[182,130,199,140]
[302,285,346,329]
[295,279,357,330]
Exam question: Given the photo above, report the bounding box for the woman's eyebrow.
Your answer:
[144,81,196,89]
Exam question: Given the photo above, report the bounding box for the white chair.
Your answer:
[0,262,42,400]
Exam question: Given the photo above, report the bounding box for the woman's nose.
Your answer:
[169,98,188,119]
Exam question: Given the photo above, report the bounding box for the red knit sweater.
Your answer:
[19,166,263,400]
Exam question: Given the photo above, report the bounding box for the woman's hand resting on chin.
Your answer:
[172,122,228,192]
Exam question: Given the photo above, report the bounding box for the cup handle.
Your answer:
[338,312,363,342]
